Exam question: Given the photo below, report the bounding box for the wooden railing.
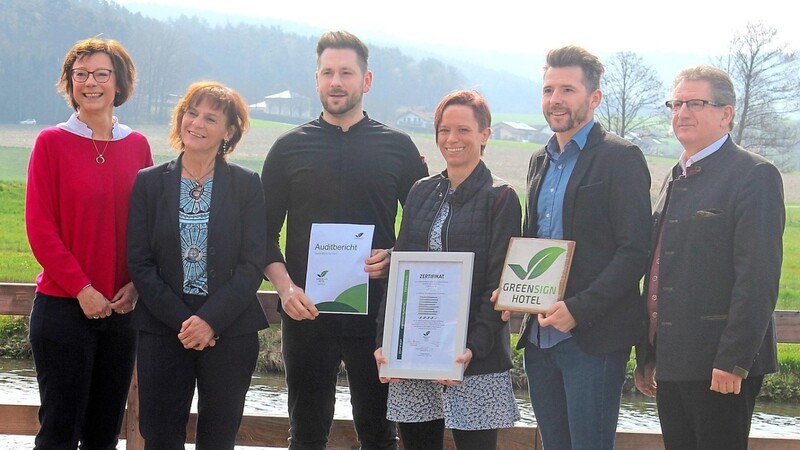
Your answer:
[1,282,798,450]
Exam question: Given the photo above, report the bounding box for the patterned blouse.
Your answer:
[428,188,454,252]
[179,177,212,295]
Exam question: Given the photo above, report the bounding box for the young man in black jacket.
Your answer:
[261,30,428,450]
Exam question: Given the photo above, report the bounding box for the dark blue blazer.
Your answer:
[127,154,269,336]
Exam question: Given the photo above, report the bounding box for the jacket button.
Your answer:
[209,269,216,278]
[209,246,216,255]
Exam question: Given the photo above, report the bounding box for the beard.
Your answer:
[545,99,591,133]
[320,89,363,117]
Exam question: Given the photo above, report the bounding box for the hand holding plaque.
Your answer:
[494,238,575,314]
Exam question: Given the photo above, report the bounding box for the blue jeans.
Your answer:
[524,338,628,450]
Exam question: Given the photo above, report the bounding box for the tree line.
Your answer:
[3,1,797,170]
[0,0,487,126]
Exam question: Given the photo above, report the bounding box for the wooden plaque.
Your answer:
[494,237,575,314]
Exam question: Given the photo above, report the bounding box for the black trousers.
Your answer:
[136,330,259,450]
[29,293,137,450]
[282,318,397,450]
[657,376,764,450]
[398,420,498,450]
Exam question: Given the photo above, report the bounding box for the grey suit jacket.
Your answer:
[638,136,784,380]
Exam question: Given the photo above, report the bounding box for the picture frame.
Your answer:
[379,251,474,381]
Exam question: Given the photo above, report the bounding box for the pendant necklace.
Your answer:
[184,163,215,200]
[92,138,110,164]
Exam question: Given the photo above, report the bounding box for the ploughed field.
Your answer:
[2,123,799,203]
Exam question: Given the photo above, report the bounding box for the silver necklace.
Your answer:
[92,139,110,164]
[184,163,215,200]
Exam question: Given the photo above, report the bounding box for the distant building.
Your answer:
[492,121,538,142]
[395,108,434,133]
[623,131,664,156]
[250,90,312,122]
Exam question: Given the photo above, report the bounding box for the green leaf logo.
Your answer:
[423,331,431,336]
[355,232,364,238]
[508,264,529,279]
[317,270,328,278]
[508,247,566,280]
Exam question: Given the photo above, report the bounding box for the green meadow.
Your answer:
[2,175,798,311]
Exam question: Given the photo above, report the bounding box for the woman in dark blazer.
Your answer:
[127,81,268,449]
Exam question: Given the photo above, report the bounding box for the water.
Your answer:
[1,359,798,449]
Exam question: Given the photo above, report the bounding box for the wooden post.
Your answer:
[125,365,144,450]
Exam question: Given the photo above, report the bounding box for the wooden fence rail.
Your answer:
[1,282,798,449]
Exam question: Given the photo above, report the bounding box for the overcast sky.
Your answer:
[114,0,798,56]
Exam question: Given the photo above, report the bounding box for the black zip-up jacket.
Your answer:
[378,160,521,376]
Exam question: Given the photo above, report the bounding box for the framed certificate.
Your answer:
[379,251,474,381]
[494,237,575,314]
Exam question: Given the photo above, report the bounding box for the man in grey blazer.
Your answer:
[516,46,652,450]
[635,65,785,450]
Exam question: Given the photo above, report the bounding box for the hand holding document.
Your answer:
[379,251,473,381]
[305,223,374,314]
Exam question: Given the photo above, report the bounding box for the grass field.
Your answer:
[493,113,548,127]
[2,122,798,308]
[781,205,800,309]
[2,181,799,309]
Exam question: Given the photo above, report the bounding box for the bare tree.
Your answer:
[718,22,800,171]
[127,19,193,124]
[598,52,665,141]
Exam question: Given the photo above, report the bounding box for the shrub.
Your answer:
[0,316,31,358]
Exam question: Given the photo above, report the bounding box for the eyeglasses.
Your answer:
[71,68,113,84]
[665,99,725,113]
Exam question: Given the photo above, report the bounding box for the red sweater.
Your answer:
[26,127,153,299]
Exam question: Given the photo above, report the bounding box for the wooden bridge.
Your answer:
[1,282,799,449]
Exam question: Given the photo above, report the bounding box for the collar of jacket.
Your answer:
[670,135,734,180]
[437,159,490,206]
[316,111,370,132]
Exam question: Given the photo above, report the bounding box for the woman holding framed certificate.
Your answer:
[375,90,521,450]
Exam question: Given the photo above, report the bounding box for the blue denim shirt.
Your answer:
[529,120,594,348]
